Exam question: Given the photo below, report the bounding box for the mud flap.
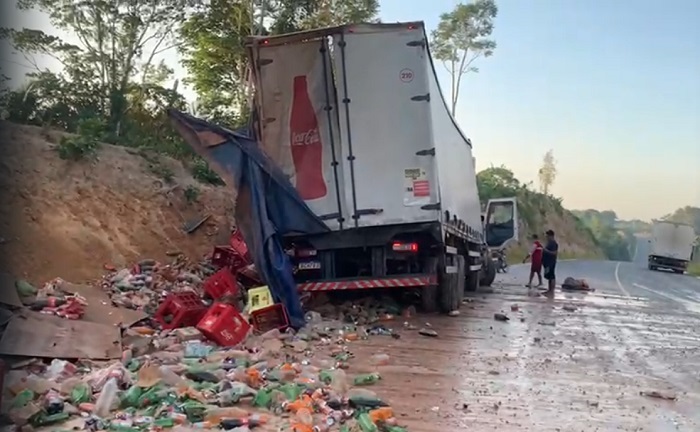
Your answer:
[440,255,465,313]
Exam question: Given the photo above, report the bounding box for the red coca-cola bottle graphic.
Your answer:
[289,75,327,200]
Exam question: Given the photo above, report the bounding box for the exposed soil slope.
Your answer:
[0,121,234,285]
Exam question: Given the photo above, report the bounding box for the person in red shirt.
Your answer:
[522,234,543,287]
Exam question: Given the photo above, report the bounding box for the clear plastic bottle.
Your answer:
[370,354,390,366]
[93,377,118,418]
[159,365,186,387]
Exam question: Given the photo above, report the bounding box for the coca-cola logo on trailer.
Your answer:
[291,128,321,146]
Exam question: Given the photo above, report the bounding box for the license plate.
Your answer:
[298,261,321,270]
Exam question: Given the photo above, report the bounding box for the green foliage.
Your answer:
[571,209,632,261]
[179,0,255,123]
[430,0,497,115]
[57,117,107,160]
[688,262,700,276]
[191,157,225,186]
[268,0,380,34]
[184,185,200,204]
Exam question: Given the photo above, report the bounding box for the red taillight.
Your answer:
[261,39,269,45]
[407,24,417,30]
[392,242,419,252]
[296,248,317,258]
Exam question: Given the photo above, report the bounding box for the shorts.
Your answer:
[530,263,542,273]
[543,264,556,281]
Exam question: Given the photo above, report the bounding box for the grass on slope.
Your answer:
[688,262,700,276]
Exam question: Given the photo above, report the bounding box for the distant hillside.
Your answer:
[570,209,634,261]
[477,167,604,260]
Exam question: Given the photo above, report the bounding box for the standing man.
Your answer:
[523,234,543,287]
[542,230,559,295]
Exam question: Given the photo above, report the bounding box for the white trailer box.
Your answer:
[648,221,696,273]
[245,22,517,309]
[247,22,484,242]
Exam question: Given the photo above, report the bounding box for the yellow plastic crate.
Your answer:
[247,285,273,313]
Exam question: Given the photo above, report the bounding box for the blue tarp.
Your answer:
[168,110,329,329]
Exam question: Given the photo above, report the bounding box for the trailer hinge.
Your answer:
[421,203,441,211]
[416,148,435,156]
[411,94,430,102]
[352,208,383,219]
[406,39,426,48]
[257,58,273,67]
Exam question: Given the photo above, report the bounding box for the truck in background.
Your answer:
[245,22,518,313]
[648,221,696,273]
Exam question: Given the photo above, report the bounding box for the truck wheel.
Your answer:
[421,256,440,313]
[466,269,479,293]
[480,255,497,286]
[440,255,465,313]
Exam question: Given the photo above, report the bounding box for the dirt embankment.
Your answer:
[0,121,234,285]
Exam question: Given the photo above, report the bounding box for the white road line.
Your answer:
[632,282,700,315]
[614,262,631,298]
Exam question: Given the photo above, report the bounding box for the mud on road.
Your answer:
[350,283,700,431]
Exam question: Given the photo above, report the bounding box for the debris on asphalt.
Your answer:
[640,390,677,401]
[561,277,595,291]
[562,305,578,312]
[418,328,438,338]
[0,232,425,431]
[494,313,509,322]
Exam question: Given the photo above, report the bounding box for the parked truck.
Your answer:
[648,221,696,273]
[244,22,518,313]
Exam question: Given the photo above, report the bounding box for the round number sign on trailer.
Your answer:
[400,68,414,83]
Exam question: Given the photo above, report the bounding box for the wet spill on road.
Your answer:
[349,283,700,431]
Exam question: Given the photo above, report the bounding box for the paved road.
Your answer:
[350,258,700,432]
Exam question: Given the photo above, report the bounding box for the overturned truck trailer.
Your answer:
[245,22,518,313]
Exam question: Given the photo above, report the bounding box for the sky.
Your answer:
[1,0,699,220]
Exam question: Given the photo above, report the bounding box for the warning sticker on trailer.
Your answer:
[403,168,431,206]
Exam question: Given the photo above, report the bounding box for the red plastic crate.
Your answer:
[203,268,240,300]
[154,292,208,330]
[211,246,247,270]
[237,264,262,287]
[250,304,290,333]
[196,303,251,347]
[230,229,251,263]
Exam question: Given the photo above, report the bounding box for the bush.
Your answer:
[191,157,225,186]
[57,117,106,160]
[184,185,200,204]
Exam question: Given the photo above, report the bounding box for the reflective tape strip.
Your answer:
[298,275,438,292]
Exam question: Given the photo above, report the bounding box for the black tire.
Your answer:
[421,256,440,313]
[440,255,465,313]
[466,262,479,293]
[480,255,497,286]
